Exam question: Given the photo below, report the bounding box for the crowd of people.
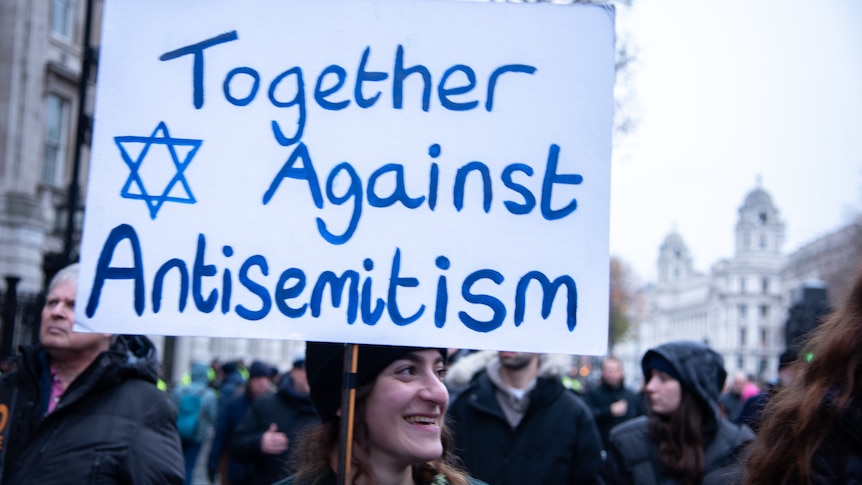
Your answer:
[1,261,860,484]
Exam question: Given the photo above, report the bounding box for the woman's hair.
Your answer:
[292,382,471,485]
[648,387,709,485]
[745,265,862,485]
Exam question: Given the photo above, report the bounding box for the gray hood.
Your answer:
[642,341,727,419]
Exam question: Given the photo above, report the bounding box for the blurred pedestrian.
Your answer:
[273,342,484,485]
[603,341,754,484]
[173,361,218,485]
[448,351,603,484]
[745,265,862,484]
[0,263,184,484]
[718,370,748,422]
[736,349,800,432]
[582,356,647,450]
[231,357,318,483]
[207,359,277,484]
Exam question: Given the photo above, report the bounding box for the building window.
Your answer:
[52,0,76,39]
[737,356,744,370]
[738,304,747,319]
[760,327,767,348]
[762,277,770,294]
[759,304,770,318]
[759,234,767,249]
[739,327,747,347]
[739,277,747,294]
[43,94,70,186]
[759,358,768,376]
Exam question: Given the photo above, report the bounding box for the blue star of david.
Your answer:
[114,121,202,219]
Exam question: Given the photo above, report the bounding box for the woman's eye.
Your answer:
[396,366,416,376]
[435,367,447,380]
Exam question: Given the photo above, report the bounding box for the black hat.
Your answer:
[779,349,798,369]
[643,353,682,382]
[248,360,276,379]
[306,342,447,422]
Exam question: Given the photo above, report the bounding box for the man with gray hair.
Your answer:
[0,263,184,483]
[448,351,603,484]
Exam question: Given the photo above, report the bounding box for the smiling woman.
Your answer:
[273,343,486,485]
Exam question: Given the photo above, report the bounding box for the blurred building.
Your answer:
[0,0,304,382]
[617,186,862,387]
[617,185,787,385]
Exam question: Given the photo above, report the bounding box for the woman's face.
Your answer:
[644,369,682,415]
[362,349,449,470]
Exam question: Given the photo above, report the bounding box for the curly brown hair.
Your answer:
[745,264,862,484]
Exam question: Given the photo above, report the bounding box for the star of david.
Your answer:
[114,121,202,219]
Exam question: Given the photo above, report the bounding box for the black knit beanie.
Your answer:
[305,342,448,422]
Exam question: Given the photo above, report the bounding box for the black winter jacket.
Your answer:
[603,341,754,485]
[0,335,184,484]
[230,373,319,484]
[448,371,603,485]
[582,380,647,449]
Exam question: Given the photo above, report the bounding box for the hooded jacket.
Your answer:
[604,341,754,485]
[231,372,320,484]
[0,335,184,484]
[172,360,218,443]
[447,355,603,485]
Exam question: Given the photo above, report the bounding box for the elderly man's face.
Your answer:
[40,280,110,355]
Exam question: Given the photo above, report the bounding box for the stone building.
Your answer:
[617,186,788,386]
[0,0,304,381]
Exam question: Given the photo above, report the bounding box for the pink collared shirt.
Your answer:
[47,366,64,414]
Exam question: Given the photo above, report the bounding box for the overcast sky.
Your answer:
[609,0,862,282]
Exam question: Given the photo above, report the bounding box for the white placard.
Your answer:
[77,0,615,355]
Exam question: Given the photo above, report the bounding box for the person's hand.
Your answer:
[206,467,217,483]
[261,423,289,454]
[610,399,628,417]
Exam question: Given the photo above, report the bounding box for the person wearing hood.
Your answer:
[447,351,604,484]
[173,360,219,484]
[0,263,184,484]
[603,341,755,485]
[230,357,318,484]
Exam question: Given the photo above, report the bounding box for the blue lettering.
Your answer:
[502,163,536,214]
[159,31,239,109]
[317,162,362,245]
[388,248,424,325]
[269,66,306,146]
[152,259,189,313]
[438,65,478,111]
[459,269,506,333]
[540,144,582,220]
[235,255,271,321]
[275,268,307,318]
[86,224,146,317]
[515,270,577,331]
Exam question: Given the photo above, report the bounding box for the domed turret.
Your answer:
[658,230,694,284]
[735,184,785,258]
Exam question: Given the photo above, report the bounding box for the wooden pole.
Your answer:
[336,343,359,485]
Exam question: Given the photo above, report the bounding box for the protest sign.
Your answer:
[77,0,615,355]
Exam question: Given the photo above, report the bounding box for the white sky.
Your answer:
[610,0,862,282]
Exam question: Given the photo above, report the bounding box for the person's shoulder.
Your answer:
[608,415,648,442]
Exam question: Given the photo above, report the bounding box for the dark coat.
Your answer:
[207,390,262,482]
[582,380,647,449]
[230,373,319,484]
[0,335,184,484]
[448,371,603,485]
[604,341,754,485]
[273,468,488,485]
[803,397,862,483]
